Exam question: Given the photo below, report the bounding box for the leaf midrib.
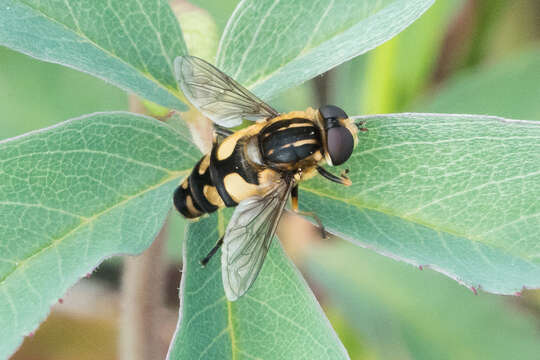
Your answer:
[226,300,237,360]
[300,186,533,263]
[0,170,188,286]
[217,211,238,360]
[17,0,182,102]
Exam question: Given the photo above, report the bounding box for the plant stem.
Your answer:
[120,225,168,360]
[118,95,169,360]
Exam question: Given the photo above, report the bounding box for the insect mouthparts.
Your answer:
[355,121,368,132]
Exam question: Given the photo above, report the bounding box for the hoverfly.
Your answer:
[173,56,366,301]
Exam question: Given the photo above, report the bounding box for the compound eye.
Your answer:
[319,105,348,125]
[327,126,354,166]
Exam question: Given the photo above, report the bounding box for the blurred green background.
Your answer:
[2,0,539,359]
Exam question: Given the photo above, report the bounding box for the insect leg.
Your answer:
[213,124,234,138]
[291,185,327,239]
[316,166,352,186]
[200,237,224,267]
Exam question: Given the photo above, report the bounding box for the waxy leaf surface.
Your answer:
[300,113,540,294]
[0,112,196,357]
[217,0,435,100]
[168,212,349,360]
[0,0,187,109]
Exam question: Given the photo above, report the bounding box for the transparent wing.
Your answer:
[221,176,294,301]
[174,55,279,128]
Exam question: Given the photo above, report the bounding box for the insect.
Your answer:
[173,56,366,301]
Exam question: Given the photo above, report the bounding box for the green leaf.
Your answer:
[306,241,540,359]
[417,47,540,120]
[0,0,187,110]
[0,112,196,358]
[300,113,540,294]
[168,212,349,360]
[216,0,435,100]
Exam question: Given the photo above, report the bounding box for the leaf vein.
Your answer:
[0,172,187,287]
[244,294,327,352]
[17,0,180,102]
[232,0,280,79]
[404,170,540,216]
[300,186,536,264]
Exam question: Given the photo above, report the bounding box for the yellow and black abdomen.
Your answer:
[174,131,263,219]
[259,118,321,165]
[174,115,323,219]
[173,154,216,219]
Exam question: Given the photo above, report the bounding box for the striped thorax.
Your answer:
[174,107,337,219]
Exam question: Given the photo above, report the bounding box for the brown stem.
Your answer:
[119,225,169,360]
[432,0,477,83]
[118,95,170,360]
[313,70,333,106]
